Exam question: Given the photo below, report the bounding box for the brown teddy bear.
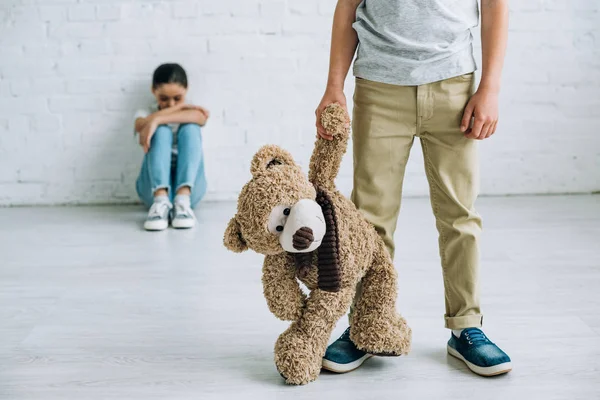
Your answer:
[223,103,411,385]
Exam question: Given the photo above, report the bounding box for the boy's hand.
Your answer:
[461,89,499,140]
[139,118,158,153]
[315,88,347,141]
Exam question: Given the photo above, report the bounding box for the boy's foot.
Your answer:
[447,328,512,376]
[144,200,172,231]
[322,327,373,373]
[172,202,196,229]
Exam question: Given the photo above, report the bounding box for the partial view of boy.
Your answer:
[316,0,511,377]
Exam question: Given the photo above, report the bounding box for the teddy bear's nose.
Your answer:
[292,227,314,250]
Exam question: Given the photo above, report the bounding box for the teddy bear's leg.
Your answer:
[275,288,354,385]
[350,242,412,356]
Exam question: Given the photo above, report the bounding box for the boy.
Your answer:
[315,0,511,376]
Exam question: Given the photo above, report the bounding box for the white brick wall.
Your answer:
[0,0,598,205]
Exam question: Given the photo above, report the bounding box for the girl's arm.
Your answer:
[136,106,209,153]
[134,104,192,133]
[150,109,208,127]
[134,105,209,144]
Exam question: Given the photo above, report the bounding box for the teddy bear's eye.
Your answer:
[268,205,290,235]
[267,159,282,168]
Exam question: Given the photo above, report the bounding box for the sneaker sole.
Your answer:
[321,354,373,374]
[447,345,512,376]
[144,221,168,231]
[171,219,195,229]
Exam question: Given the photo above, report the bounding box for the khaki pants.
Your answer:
[351,74,483,329]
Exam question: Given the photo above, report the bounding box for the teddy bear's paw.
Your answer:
[321,103,350,138]
[274,330,322,385]
[269,299,305,322]
[277,370,296,385]
[351,315,412,356]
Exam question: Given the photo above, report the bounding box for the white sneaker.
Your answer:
[172,202,196,229]
[144,201,172,231]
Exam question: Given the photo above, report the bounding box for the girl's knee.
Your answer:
[151,125,173,145]
[154,125,173,137]
[178,123,201,135]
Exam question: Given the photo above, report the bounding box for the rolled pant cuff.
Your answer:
[151,185,170,194]
[175,182,193,193]
[445,314,483,330]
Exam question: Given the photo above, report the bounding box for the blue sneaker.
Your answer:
[447,328,512,376]
[322,327,373,373]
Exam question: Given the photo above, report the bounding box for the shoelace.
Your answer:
[463,328,489,345]
[174,203,193,218]
[148,201,170,219]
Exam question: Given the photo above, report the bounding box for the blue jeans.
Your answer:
[136,123,207,208]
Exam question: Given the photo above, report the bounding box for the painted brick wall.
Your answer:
[0,0,598,205]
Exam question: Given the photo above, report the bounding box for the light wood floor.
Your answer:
[1,195,599,399]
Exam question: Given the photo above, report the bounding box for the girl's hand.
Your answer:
[139,118,158,153]
[315,88,347,140]
[461,89,499,140]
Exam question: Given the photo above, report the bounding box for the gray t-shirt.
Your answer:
[353,0,479,85]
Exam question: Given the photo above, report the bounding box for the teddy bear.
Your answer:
[223,103,411,385]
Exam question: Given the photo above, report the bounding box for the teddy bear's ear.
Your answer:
[224,216,248,253]
[250,145,296,177]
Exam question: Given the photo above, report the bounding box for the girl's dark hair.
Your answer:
[152,63,188,89]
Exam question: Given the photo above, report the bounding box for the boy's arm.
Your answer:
[461,0,509,140]
[315,0,362,140]
[479,0,509,94]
